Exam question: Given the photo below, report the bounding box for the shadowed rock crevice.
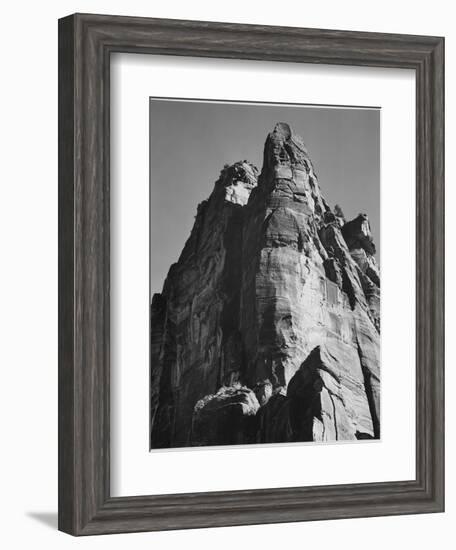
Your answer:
[150,123,380,448]
[357,342,381,439]
[190,385,260,446]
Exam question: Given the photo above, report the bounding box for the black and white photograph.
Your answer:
[149,99,381,449]
[0,0,448,544]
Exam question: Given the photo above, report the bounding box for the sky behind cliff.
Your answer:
[150,99,380,295]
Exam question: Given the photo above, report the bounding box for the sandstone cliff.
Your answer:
[150,123,380,449]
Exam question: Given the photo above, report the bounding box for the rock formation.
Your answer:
[150,123,380,449]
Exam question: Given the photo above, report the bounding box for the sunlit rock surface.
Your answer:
[150,123,380,449]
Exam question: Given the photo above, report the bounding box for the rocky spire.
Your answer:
[150,123,380,448]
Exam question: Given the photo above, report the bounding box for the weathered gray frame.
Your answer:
[58,13,445,535]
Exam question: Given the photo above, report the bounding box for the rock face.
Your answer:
[150,123,380,449]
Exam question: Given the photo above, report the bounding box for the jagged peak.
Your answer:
[272,122,310,156]
[264,122,313,170]
[255,123,329,219]
[259,122,317,185]
[215,160,258,206]
[273,122,292,140]
[342,213,376,256]
[217,160,258,187]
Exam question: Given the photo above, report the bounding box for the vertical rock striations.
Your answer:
[150,161,258,448]
[150,123,380,448]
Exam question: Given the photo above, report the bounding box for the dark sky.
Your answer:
[150,99,380,295]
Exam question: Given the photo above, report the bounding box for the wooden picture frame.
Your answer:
[58,13,445,535]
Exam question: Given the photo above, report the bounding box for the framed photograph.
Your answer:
[58,13,444,535]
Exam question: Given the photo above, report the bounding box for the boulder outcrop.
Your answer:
[150,123,380,448]
[191,385,260,446]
